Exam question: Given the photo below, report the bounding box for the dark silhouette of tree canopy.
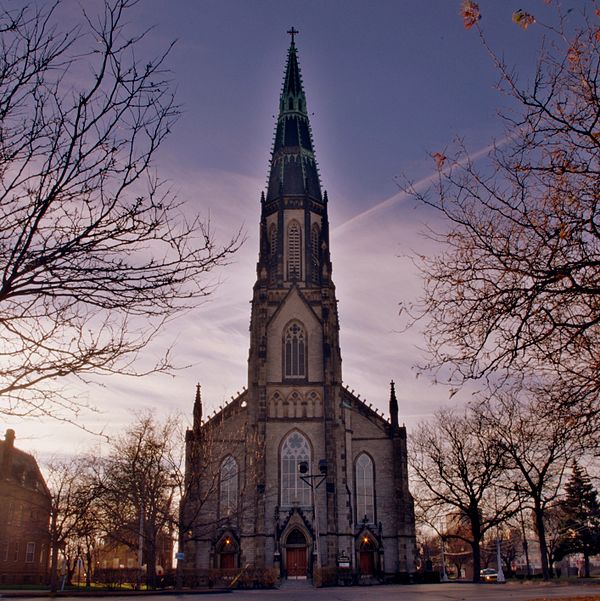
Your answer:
[0,0,239,421]
[406,3,600,415]
[46,457,100,592]
[96,412,179,589]
[477,392,581,580]
[410,407,517,582]
[555,463,600,577]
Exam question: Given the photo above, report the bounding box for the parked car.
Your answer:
[480,568,498,582]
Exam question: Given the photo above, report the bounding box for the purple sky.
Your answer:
[8,0,566,458]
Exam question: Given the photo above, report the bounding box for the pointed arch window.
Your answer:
[287,221,302,280]
[219,456,238,518]
[269,224,277,258]
[284,322,306,378]
[311,223,320,283]
[356,453,375,524]
[281,431,311,507]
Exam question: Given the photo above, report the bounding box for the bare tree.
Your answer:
[95,412,180,589]
[405,3,600,415]
[45,456,99,592]
[0,0,239,421]
[410,407,517,582]
[477,391,581,580]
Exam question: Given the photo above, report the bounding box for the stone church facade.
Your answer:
[180,33,417,585]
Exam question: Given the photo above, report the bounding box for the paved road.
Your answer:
[5,582,600,601]
[0,583,600,601]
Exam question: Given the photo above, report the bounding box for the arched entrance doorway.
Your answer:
[285,529,308,579]
[216,534,237,570]
[358,535,376,576]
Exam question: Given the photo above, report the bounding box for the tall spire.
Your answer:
[266,30,322,204]
[389,380,399,432]
[193,383,202,432]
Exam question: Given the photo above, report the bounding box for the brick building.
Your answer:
[0,429,51,584]
[180,32,417,585]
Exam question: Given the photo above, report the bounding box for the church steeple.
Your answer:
[389,380,399,432]
[193,383,202,432]
[258,30,330,289]
[266,30,322,204]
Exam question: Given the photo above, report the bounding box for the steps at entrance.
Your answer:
[278,578,315,589]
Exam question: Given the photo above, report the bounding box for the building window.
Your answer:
[284,322,306,378]
[25,543,35,563]
[356,453,375,523]
[287,221,302,280]
[311,224,320,283]
[280,431,311,507]
[269,223,277,257]
[12,542,19,562]
[219,456,238,517]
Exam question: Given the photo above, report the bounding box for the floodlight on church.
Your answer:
[298,461,309,474]
[318,459,328,475]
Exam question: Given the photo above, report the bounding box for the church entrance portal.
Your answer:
[285,529,308,579]
[359,537,376,576]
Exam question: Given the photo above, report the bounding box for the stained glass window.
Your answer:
[356,453,375,523]
[220,456,238,517]
[281,432,311,507]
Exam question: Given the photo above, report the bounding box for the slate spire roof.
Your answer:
[266,33,322,204]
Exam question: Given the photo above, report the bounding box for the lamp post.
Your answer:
[298,459,327,576]
[440,536,448,582]
[496,538,506,582]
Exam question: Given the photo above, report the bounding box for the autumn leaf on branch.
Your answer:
[431,152,447,170]
[512,9,536,30]
[461,0,481,30]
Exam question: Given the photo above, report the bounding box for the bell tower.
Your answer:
[246,29,344,569]
[256,29,332,290]
[182,30,417,581]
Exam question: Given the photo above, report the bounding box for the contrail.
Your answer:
[333,135,512,235]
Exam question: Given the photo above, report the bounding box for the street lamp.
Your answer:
[298,459,327,575]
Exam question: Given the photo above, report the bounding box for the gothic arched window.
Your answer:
[219,456,238,518]
[311,223,320,282]
[280,431,311,507]
[269,223,277,257]
[356,453,375,524]
[284,322,306,378]
[287,221,302,280]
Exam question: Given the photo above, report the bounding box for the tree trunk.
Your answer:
[584,551,590,578]
[532,503,550,580]
[85,548,92,590]
[49,513,59,593]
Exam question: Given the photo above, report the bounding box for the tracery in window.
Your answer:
[356,453,375,523]
[280,431,311,507]
[219,456,238,518]
[284,322,306,378]
[287,221,302,280]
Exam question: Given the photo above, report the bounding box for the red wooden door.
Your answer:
[359,551,374,575]
[220,553,235,569]
[287,547,307,577]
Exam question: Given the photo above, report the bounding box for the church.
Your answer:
[180,31,417,586]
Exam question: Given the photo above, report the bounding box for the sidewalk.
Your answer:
[0,589,231,598]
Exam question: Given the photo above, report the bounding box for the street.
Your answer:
[5,582,600,601]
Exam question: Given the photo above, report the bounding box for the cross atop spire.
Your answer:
[287,26,299,45]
